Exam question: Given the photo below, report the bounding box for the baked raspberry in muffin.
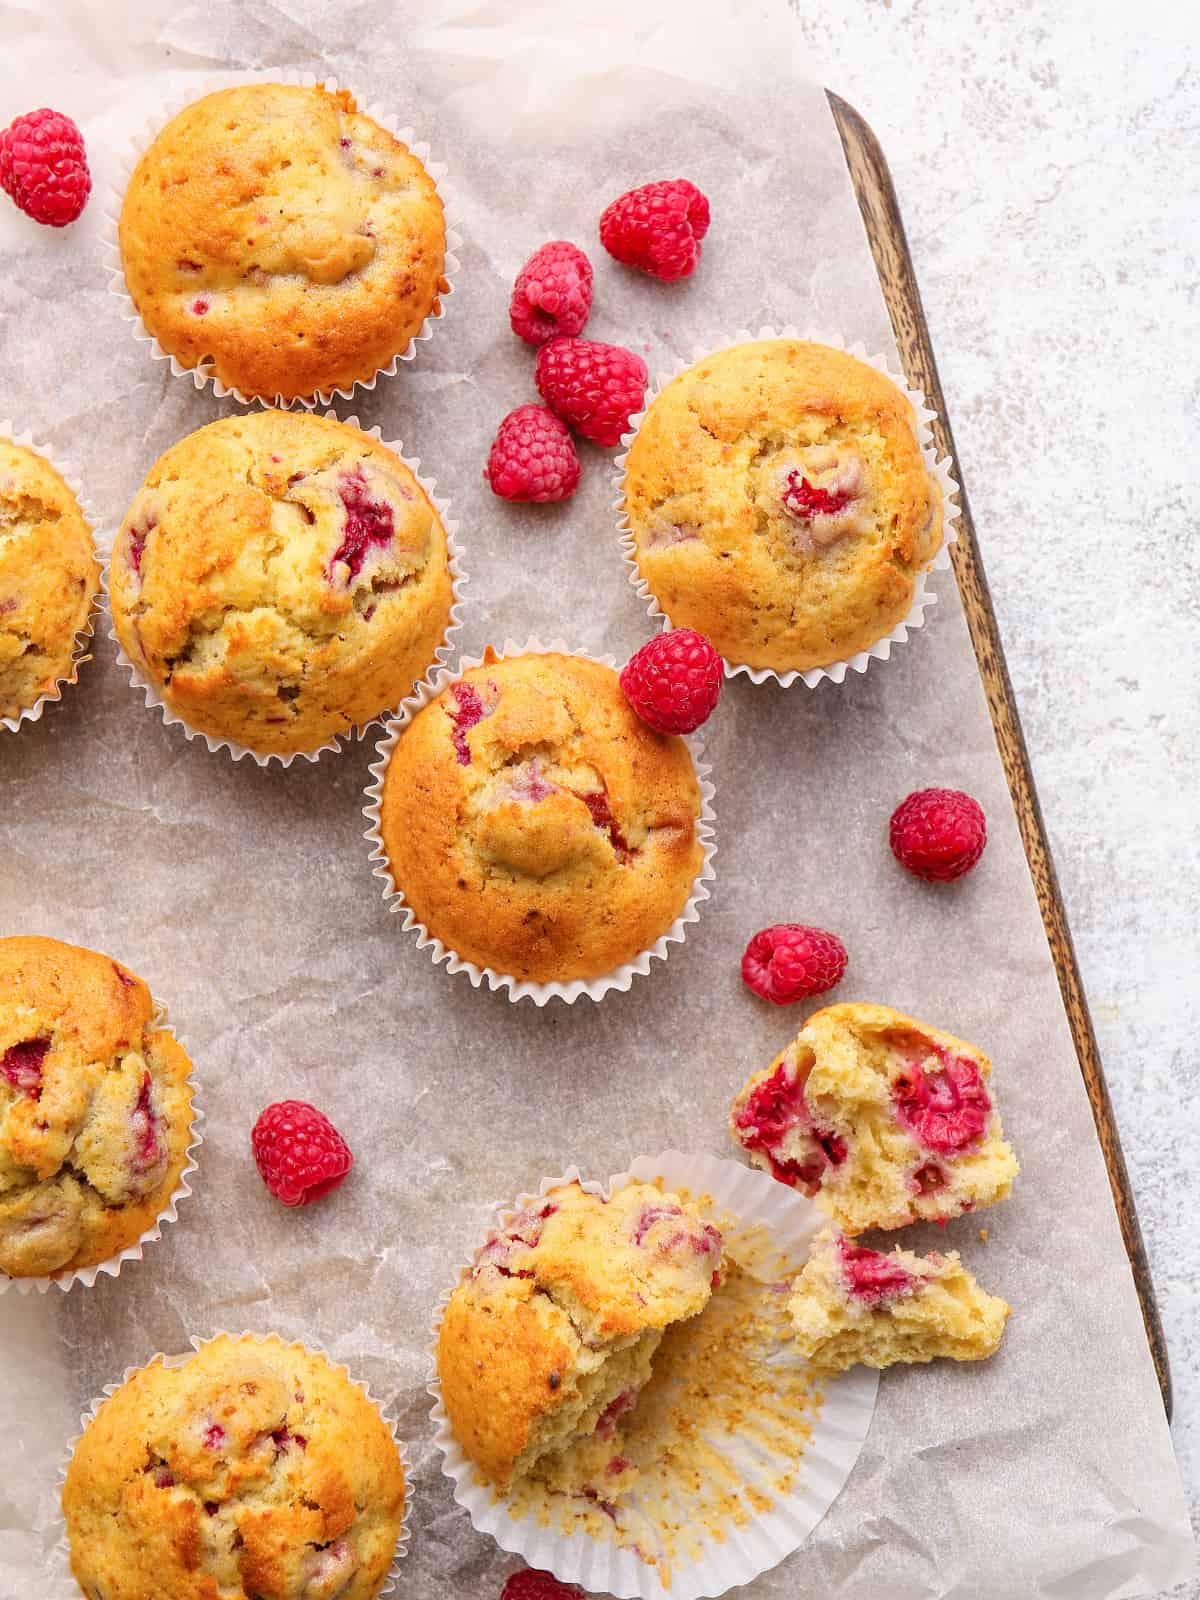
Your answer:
[621,339,944,674]
[376,651,706,985]
[62,1334,406,1600]
[109,411,456,757]
[0,435,99,721]
[437,1179,721,1495]
[730,1002,1018,1233]
[118,83,448,402]
[0,936,194,1280]
[789,1227,1010,1371]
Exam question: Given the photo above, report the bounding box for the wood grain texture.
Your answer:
[827,91,1172,1417]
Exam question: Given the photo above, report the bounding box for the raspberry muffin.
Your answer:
[622,339,943,674]
[789,1227,1010,1371]
[118,83,448,402]
[376,650,706,985]
[109,411,456,758]
[0,936,194,1281]
[63,1335,407,1600]
[437,1179,721,1494]
[0,436,98,721]
[730,1002,1018,1233]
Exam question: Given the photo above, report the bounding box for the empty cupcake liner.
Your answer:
[361,638,718,1005]
[103,412,468,767]
[56,1331,412,1596]
[0,995,203,1297]
[101,69,462,410]
[428,1151,878,1599]
[0,421,102,734]
[614,325,961,689]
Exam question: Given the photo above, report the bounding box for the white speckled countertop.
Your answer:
[788,0,1199,1582]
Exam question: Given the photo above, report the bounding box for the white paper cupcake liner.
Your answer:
[361,638,718,1005]
[0,421,102,734]
[614,325,961,688]
[101,69,461,410]
[55,1331,412,1596]
[0,995,203,1296]
[103,412,468,767]
[428,1152,878,1599]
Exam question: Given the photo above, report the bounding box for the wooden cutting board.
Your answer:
[827,91,1171,1416]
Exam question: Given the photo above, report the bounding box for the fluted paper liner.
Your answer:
[428,1152,877,1598]
[0,996,203,1296]
[57,1332,411,1595]
[101,70,461,410]
[361,639,718,1005]
[0,421,101,733]
[614,325,961,688]
[103,413,468,767]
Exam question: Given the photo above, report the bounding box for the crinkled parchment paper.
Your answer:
[0,0,1194,1595]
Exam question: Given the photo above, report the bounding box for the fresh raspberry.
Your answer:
[534,337,648,448]
[741,924,848,1005]
[500,1572,584,1600]
[619,629,722,734]
[509,241,593,347]
[889,788,987,882]
[251,1101,354,1207]
[485,405,581,503]
[0,108,90,226]
[599,179,710,282]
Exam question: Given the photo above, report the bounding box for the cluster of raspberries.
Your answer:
[485,179,711,504]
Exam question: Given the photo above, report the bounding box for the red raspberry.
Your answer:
[509,241,593,347]
[889,788,987,882]
[251,1101,354,1207]
[485,405,581,503]
[619,629,722,734]
[535,337,648,448]
[500,1573,584,1600]
[599,178,711,282]
[741,925,848,1005]
[0,108,90,226]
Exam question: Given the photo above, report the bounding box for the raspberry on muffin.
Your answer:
[0,436,99,722]
[789,1227,1010,1371]
[730,1002,1018,1234]
[621,339,944,675]
[117,83,448,403]
[109,411,457,758]
[376,650,707,986]
[0,936,195,1280]
[62,1335,406,1600]
[436,1179,722,1495]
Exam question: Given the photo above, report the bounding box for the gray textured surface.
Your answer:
[788,0,1200,1581]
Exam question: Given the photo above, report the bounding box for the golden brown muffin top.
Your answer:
[118,83,447,401]
[0,437,98,720]
[378,651,705,985]
[63,1335,406,1600]
[437,1181,721,1487]
[109,410,454,757]
[0,936,194,1278]
[623,339,943,673]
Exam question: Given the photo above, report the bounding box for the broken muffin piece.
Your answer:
[729,1002,1018,1233]
[789,1226,1010,1371]
[435,1179,721,1496]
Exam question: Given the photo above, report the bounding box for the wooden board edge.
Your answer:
[825,90,1172,1417]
